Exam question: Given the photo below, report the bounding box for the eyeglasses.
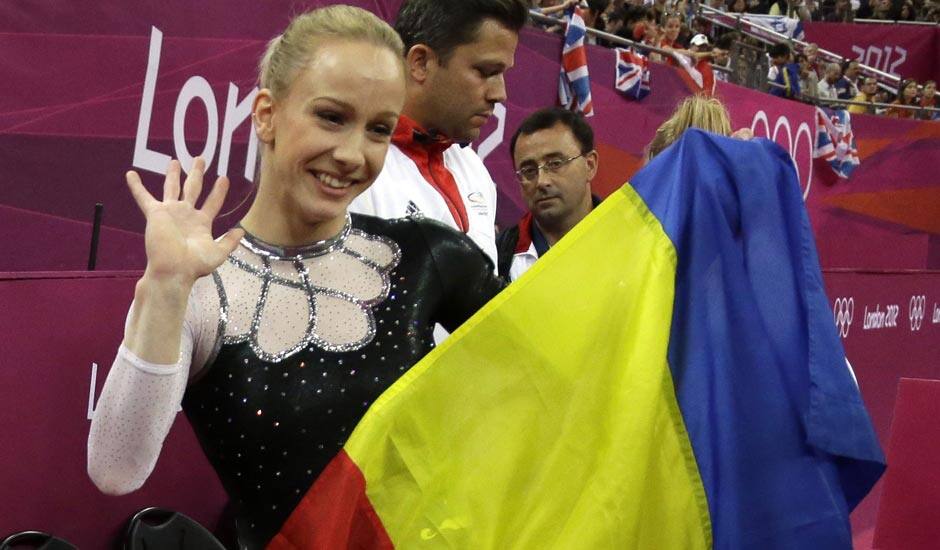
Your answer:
[515,154,585,183]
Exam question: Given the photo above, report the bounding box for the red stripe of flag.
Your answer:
[267,450,393,550]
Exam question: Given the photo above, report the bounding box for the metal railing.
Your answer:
[854,18,939,26]
[528,8,938,118]
[696,5,904,86]
[766,80,940,116]
[528,10,732,76]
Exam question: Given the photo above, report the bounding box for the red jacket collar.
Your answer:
[515,212,535,254]
[392,114,453,155]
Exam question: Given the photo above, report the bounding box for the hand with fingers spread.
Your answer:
[127,157,244,285]
[123,157,244,366]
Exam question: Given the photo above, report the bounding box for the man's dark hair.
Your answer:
[510,108,595,159]
[395,0,528,63]
[768,43,791,59]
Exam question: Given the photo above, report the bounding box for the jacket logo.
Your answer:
[405,200,424,218]
[466,192,488,216]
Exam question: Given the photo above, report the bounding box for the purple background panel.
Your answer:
[822,271,940,548]
[0,272,227,548]
[2,2,938,273]
[1,269,936,547]
[803,22,940,83]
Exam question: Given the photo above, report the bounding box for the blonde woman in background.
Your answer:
[645,95,752,161]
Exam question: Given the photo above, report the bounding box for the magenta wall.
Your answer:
[803,21,940,83]
[0,272,227,547]
[1,2,937,272]
[0,3,938,546]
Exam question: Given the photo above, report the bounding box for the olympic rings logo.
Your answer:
[909,295,926,331]
[833,297,854,338]
[750,111,814,200]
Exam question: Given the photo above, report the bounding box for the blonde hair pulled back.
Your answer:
[259,5,404,98]
[646,96,733,161]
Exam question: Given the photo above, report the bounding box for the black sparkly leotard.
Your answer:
[178,214,503,548]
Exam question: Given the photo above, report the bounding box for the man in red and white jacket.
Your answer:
[350,0,529,267]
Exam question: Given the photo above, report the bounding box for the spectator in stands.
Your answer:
[533,0,580,15]
[817,62,853,102]
[712,33,736,82]
[849,76,879,114]
[651,0,669,24]
[922,2,940,22]
[804,42,821,76]
[629,6,656,39]
[659,12,684,49]
[603,5,628,37]
[872,86,892,114]
[843,59,860,85]
[650,12,684,62]
[824,0,856,20]
[531,0,575,33]
[797,53,819,100]
[841,59,861,97]
[887,79,919,118]
[625,5,655,40]
[497,108,599,281]
[768,43,802,99]
[729,0,750,14]
[898,0,916,19]
[769,0,811,19]
[662,33,718,93]
[582,0,612,43]
[695,0,727,37]
[918,80,939,120]
[869,0,893,19]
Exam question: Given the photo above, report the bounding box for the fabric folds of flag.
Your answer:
[814,106,860,181]
[670,51,715,96]
[269,130,884,550]
[742,14,805,40]
[615,47,651,100]
[558,7,593,116]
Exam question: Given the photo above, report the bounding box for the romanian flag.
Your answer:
[270,130,884,549]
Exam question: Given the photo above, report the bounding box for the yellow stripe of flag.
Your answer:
[345,186,712,549]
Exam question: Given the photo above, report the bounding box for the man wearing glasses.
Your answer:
[496,108,600,281]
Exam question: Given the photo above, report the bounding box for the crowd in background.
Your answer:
[530,0,940,119]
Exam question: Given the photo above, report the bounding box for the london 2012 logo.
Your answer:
[833,297,854,338]
[909,295,926,331]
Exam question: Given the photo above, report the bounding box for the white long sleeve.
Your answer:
[86,343,190,494]
[87,275,219,495]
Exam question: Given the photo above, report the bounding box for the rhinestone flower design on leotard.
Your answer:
[212,217,401,363]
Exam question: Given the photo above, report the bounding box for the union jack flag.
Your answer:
[615,48,650,100]
[558,6,593,117]
[813,107,860,181]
